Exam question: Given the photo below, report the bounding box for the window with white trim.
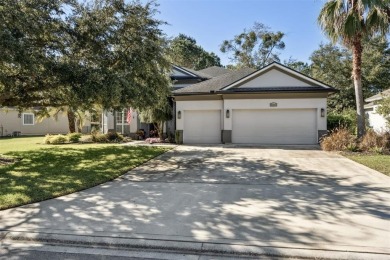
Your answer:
[116,109,128,125]
[22,113,35,125]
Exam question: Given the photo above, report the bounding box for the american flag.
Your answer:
[126,108,132,124]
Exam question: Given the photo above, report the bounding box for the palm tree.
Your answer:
[318,0,389,138]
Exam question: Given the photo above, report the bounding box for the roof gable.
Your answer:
[172,66,198,78]
[222,62,332,90]
[236,68,313,88]
[365,88,390,102]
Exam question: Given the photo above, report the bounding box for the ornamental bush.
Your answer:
[360,130,390,153]
[67,133,82,143]
[320,128,356,151]
[92,133,108,143]
[327,113,354,132]
[49,134,67,144]
[106,131,124,142]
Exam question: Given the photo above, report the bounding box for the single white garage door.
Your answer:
[184,110,221,144]
[232,109,317,144]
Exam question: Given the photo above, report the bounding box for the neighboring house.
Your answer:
[364,89,390,133]
[173,62,336,145]
[0,108,70,136]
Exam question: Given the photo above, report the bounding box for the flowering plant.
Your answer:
[144,138,162,144]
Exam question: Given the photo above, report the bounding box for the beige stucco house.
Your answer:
[2,63,336,143]
[0,107,94,136]
[173,62,335,145]
[0,108,70,136]
[102,65,211,138]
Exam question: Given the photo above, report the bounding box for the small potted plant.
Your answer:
[136,129,145,140]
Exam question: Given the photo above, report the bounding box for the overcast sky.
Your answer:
[153,0,330,66]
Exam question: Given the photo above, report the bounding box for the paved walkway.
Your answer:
[1,145,389,259]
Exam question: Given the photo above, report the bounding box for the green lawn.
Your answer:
[345,154,390,176]
[0,136,47,153]
[0,137,170,210]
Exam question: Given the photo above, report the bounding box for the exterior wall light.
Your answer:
[226,109,230,118]
[177,111,181,119]
[320,108,325,117]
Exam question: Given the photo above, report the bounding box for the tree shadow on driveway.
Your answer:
[0,146,389,253]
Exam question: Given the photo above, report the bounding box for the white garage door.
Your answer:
[184,110,221,144]
[232,109,317,144]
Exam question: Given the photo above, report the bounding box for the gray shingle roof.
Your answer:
[365,88,390,102]
[173,68,256,94]
[197,66,230,77]
[176,66,211,79]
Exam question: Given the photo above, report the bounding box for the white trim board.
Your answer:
[222,62,332,90]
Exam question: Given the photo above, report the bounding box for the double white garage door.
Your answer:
[183,109,317,144]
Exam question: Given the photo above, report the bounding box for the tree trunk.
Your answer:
[67,110,76,133]
[159,121,164,139]
[76,119,82,133]
[113,110,117,132]
[352,37,366,138]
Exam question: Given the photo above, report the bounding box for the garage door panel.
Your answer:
[232,109,317,144]
[184,110,221,144]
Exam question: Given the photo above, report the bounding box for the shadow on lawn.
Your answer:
[0,147,389,257]
[0,146,167,209]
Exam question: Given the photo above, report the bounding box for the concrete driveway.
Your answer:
[1,145,389,259]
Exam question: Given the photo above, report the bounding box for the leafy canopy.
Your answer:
[220,22,285,69]
[0,0,68,107]
[167,34,221,70]
[0,0,171,113]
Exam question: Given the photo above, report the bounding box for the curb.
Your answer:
[2,231,390,260]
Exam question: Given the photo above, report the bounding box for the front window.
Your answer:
[22,113,34,125]
[116,109,128,125]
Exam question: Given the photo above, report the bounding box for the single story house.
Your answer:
[364,89,390,133]
[1,63,336,144]
[173,62,336,145]
[0,108,71,136]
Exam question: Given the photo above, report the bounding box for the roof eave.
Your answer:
[173,88,337,96]
[216,89,337,94]
[172,92,219,96]
[221,62,336,90]
[365,96,382,102]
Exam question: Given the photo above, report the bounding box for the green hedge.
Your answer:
[327,114,354,131]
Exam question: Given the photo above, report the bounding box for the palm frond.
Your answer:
[318,0,389,46]
[366,7,390,36]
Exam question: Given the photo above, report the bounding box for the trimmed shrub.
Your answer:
[50,134,67,144]
[92,133,108,143]
[80,135,93,143]
[67,133,82,143]
[106,131,124,142]
[327,114,354,132]
[360,130,390,153]
[43,134,52,144]
[320,128,356,151]
[123,136,132,142]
